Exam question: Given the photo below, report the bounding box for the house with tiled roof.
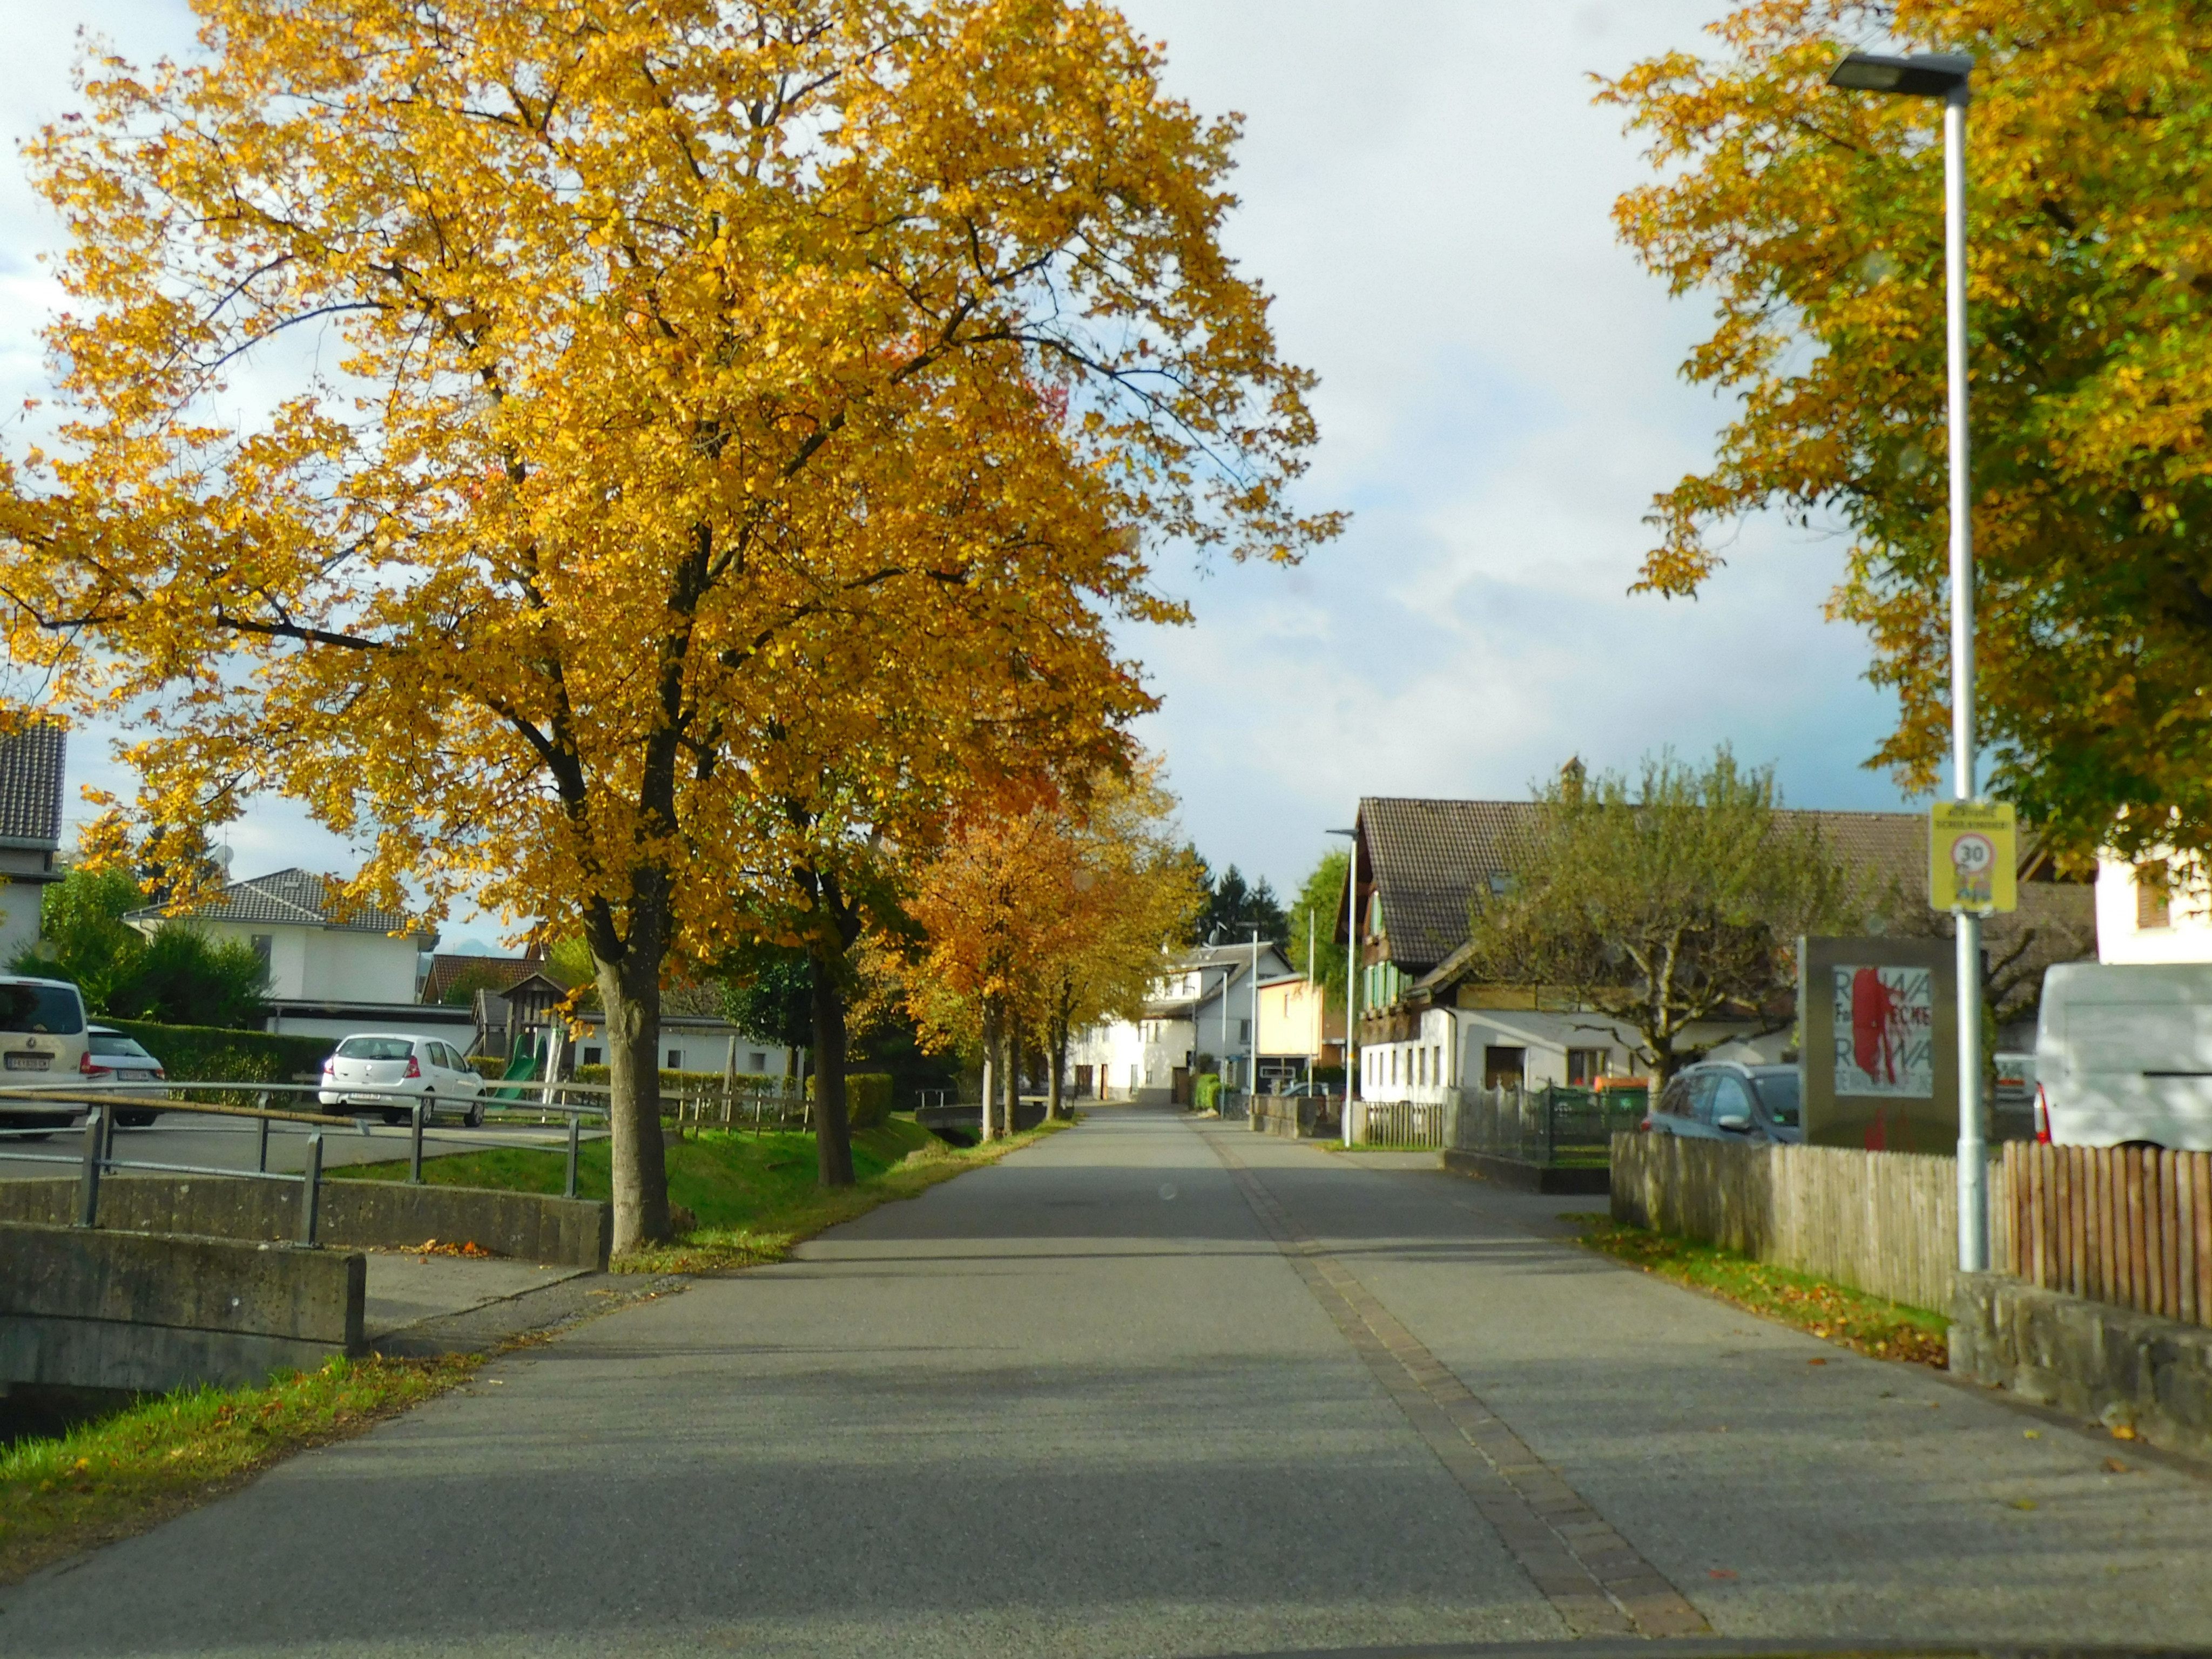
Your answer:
[126,867,437,1004]
[1339,796,2095,1104]
[0,721,67,968]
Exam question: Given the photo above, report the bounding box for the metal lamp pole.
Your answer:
[1829,50,1986,1271]
[1249,924,1262,1105]
[1326,824,1359,1147]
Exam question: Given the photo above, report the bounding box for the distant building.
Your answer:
[0,721,66,968]
[1067,940,1294,1103]
[126,866,436,1003]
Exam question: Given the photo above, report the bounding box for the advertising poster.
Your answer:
[1831,965,1935,1097]
[1798,936,1956,1151]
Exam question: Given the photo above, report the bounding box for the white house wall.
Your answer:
[1357,1007,1790,1105]
[2096,854,2212,965]
[0,885,39,972]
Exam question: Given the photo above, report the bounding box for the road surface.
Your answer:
[5,1104,2211,1656]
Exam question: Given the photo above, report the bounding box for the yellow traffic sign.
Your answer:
[1930,801,2017,914]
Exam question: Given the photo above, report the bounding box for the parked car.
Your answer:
[319,1034,487,1127]
[0,976,91,1136]
[1644,1061,1803,1146]
[80,1026,170,1128]
[2035,962,2212,1150]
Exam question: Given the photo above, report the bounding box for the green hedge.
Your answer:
[106,1019,334,1085]
[1193,1072,1222,1112]
[838,1072,892,1130]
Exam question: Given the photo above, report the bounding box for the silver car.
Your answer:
[319,1033,486,1127]
[83,1025,170,1128]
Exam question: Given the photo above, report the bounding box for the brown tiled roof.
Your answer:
[0,720,65,847]
[126,867,424,936]
[1354,797,2094,988]
[1353,799,1540,976]
[420,952,548,1004]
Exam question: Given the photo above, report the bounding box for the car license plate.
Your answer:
[3,1054,50,1071]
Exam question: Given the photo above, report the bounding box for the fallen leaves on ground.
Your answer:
[414,1239,493,1258]
[1568,1215,1950,1367]
[2103,1457,2135,1474]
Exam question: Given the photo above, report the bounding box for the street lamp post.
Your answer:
[1249,923,1262,1107]
[1828,49,1987,1273]
[1326,824,1359,1148]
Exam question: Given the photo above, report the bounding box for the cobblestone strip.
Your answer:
[1210,1136,1708,1640]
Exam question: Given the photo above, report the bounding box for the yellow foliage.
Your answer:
[0,0,1336,1244]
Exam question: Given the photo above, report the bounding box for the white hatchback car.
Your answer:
[319,1033,487,1127]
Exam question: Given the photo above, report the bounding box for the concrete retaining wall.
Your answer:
[1249,1096,1338,1139]
[0,1178,610,1269]
[1953,1271,2212,1461]
[0,1222,363,1392]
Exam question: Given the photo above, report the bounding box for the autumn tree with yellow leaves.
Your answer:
[905,768,1200,1134]
[1602,0,2212,871]
[0,1,1335,1251]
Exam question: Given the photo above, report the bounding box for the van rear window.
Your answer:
[335,1037,415,1061]
[0,983,85,1036]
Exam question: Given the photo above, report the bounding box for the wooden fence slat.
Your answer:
[2197,1154,2212,1326]
[2068,1148,2087,1299]
[2128,1145,2150,1317]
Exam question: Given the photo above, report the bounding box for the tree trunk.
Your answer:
[979,997,1000,1143]
[1006,1001,1023,1136]
[1048,1015,1065,1121]
[808,943,855,1188]
[595,952,673,1256]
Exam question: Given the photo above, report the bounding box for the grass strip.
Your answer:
[335,1111,1073,1274]
[0,1353,477,1586]
[1568,1213,1950,1367]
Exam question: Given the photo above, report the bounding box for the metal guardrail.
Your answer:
[0,1080,614,1236]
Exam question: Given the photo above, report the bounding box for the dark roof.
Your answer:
[1352,799,1536,976]
[127,867,424,936]
[420,951,549,1004]
[1354,796,2095,988]
[0,721,66,848]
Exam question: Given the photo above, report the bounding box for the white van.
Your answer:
[0,976,93,1133]
[2035,962,2212,1149]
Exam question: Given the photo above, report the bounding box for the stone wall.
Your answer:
[1249,1095,1337,1139]
[1953,1271,2212,1461]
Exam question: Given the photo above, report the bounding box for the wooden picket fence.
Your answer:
[1611,1134,2007,1316]
[2001,1141,2212,1328]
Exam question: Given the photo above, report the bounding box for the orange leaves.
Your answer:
[903,762,1199,1049]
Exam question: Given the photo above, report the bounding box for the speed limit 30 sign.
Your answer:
[1929,801,2017,914]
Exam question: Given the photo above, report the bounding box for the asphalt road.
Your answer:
[5,1104,2212,1657]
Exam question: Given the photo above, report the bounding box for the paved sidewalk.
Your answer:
[2,1105,2209,1657]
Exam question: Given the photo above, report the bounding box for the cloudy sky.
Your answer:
[1,1,1914,940]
